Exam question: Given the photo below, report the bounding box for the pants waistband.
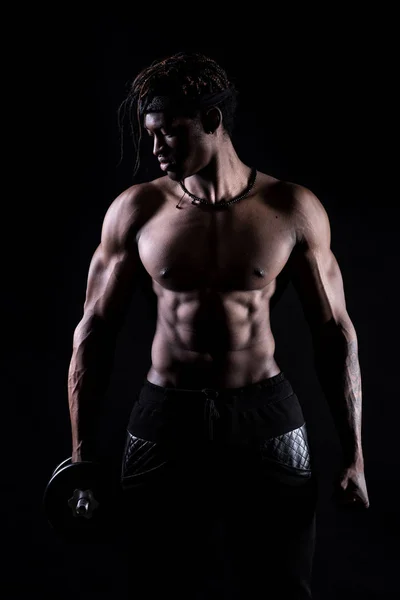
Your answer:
[142,372,290,440]
[128,371,304,444]
[143,371,287,399]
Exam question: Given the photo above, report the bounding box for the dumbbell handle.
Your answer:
[76,496,90,515]
[68,489,99,519]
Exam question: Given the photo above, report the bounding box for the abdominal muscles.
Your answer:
[147,288,280,388]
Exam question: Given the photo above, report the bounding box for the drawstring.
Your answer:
[202,388,221,440]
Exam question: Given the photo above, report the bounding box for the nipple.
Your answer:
[160,267,171,278]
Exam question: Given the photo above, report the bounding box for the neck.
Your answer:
[183,141,251,204]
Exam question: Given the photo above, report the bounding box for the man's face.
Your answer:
[143,111,210,181]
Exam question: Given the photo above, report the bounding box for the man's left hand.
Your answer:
[332,465,370,510]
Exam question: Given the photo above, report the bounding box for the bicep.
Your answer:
[288,186,355,333]
[84,244,135,323]
[81,192,144,329]
[82,242,142,329]
[288,243,350,329]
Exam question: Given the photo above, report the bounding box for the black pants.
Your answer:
[119,372,318,599]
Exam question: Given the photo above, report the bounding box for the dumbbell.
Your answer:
[43,457,123,543]
[50,457,72,478]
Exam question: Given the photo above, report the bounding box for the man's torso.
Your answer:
[130,171,298,389]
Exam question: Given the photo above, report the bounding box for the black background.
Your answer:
[4,10,398,599]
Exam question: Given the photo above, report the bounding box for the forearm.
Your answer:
[312,321,364,469]
[68,315,117,461]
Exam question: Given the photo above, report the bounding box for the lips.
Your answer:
[158,159,175,171]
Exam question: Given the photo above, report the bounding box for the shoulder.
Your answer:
[104,178,163,219]
[275,180,331,247]
[256,171,331,247]
[104,177,168,226]
[101,179,165,254]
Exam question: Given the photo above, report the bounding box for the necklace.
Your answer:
[177,167,257,210]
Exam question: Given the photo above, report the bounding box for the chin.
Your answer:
[166,169,180,181]
[165,163,185,181]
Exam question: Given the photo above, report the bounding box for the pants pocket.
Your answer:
[120,431,171,491]
[259,423,313,484]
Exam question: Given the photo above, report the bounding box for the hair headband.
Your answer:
[140,88,234,115]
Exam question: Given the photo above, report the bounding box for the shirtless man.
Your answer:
[67,52,369,598]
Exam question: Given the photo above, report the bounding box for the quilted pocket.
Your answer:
[259,423,312,480]
[121,432,171,491]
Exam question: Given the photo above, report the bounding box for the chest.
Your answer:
[137,198,295,292]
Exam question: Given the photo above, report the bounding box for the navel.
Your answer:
[160,267,171,278]
[254,267,265,278]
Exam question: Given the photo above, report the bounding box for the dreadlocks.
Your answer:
[118,52,238,177]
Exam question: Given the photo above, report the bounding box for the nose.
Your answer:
[152,134,165,157]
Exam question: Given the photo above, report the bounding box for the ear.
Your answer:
[201,106,222,134]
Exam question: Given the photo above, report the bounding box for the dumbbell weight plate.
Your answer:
[43,460,120,543]
[51,457,72,478]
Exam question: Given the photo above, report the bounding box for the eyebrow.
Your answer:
[144,114,176,130]
[144,122,164,132]
[144,122,178,137]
